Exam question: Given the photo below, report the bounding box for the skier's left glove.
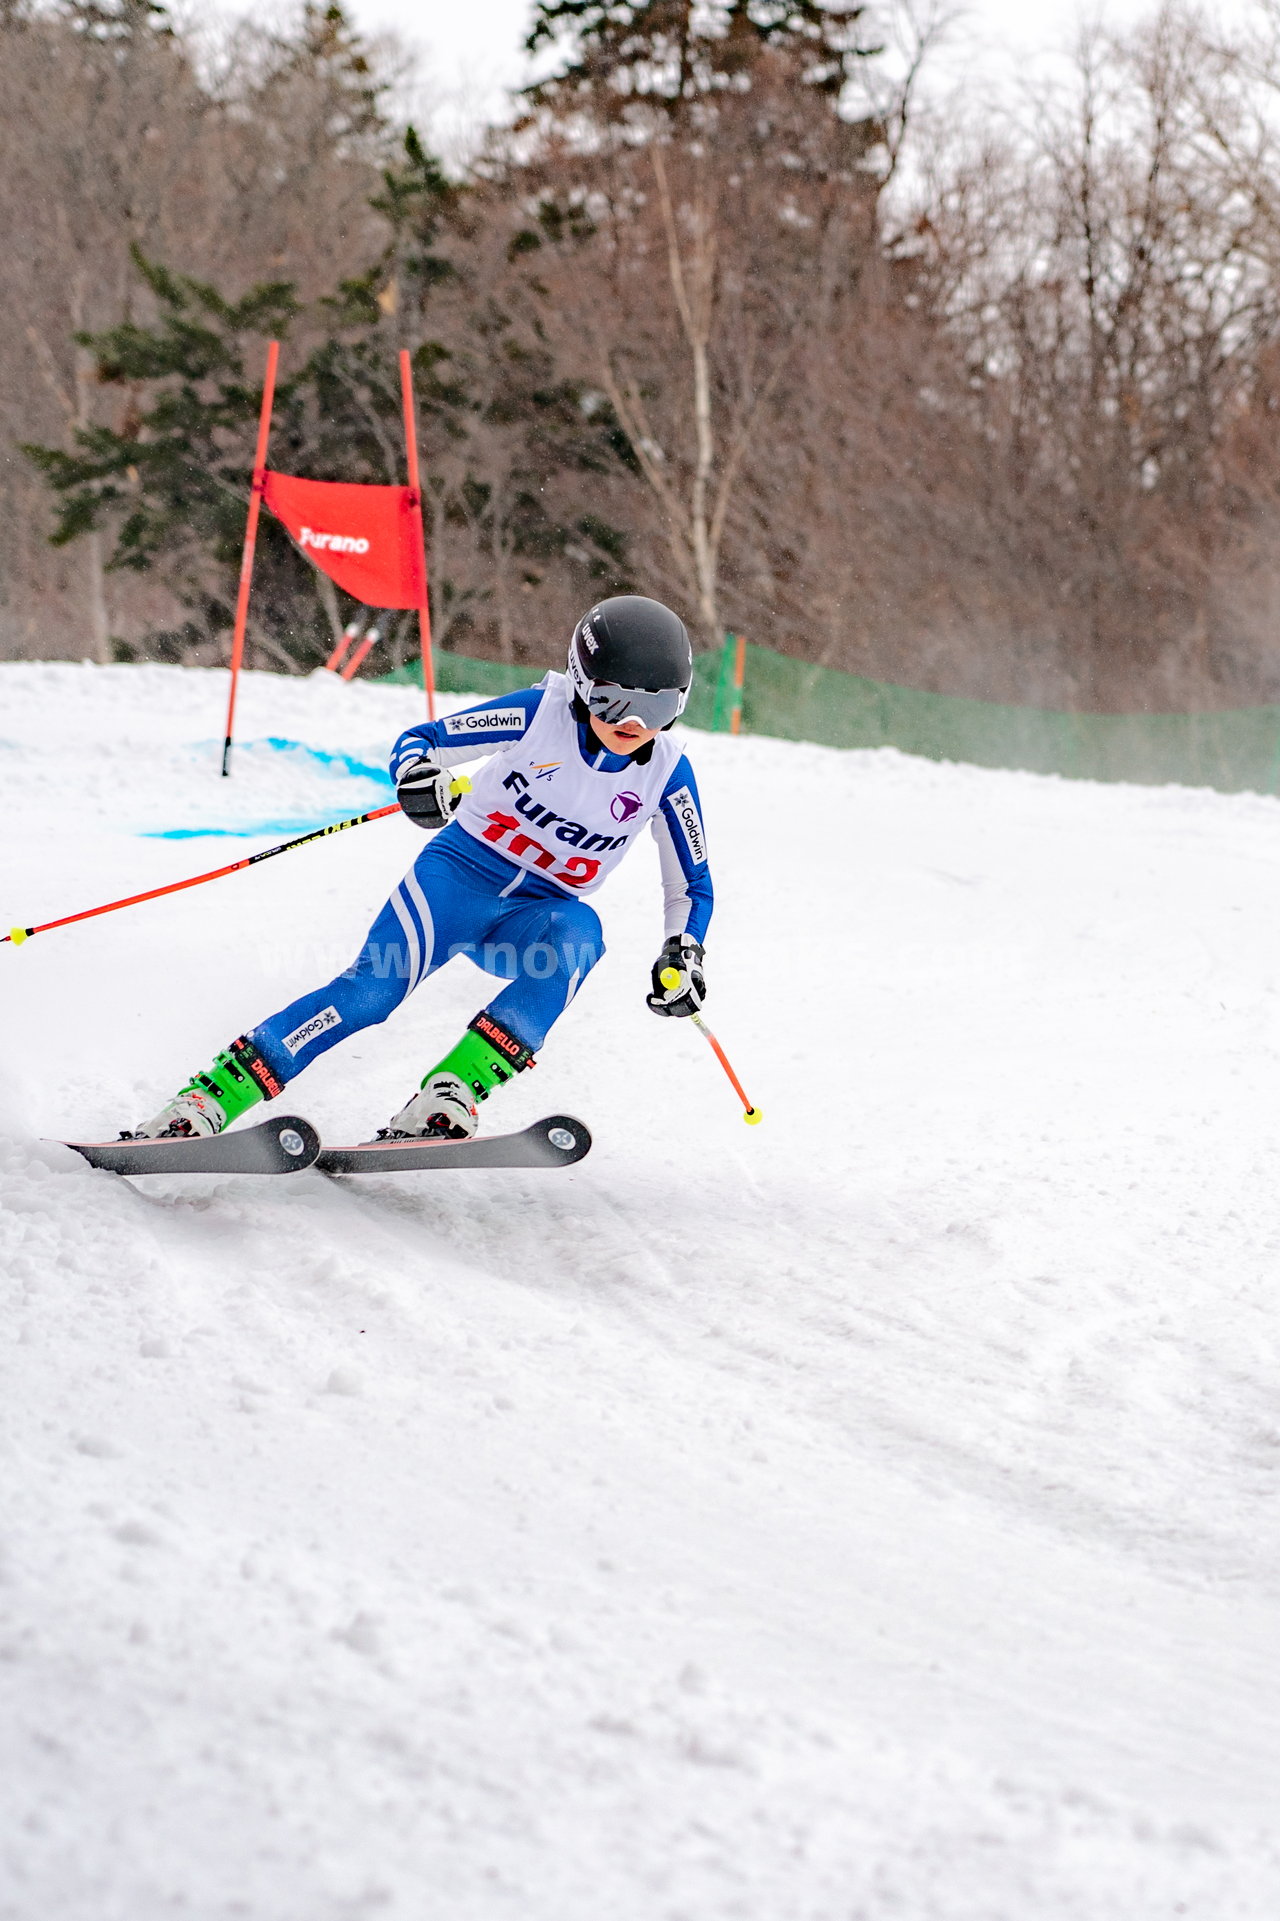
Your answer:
[396,756,462,831]
[647,935,706,1018]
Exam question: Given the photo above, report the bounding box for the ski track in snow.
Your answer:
[2,661,1279,1919]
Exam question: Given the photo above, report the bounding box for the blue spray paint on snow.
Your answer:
[143,820,341,841]
[253,737,394,786]
[138,736,394,839]
[190,737,395,787]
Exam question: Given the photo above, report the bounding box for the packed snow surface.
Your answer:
[3,661,1280,1920]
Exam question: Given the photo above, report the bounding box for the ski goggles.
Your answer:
[581,679,689,729]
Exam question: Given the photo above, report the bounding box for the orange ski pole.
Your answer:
[4,802,401,947]
[659,967,761,1123]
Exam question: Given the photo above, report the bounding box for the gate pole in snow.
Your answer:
[222,340,280,776]
[339,625,380,681]
[730,630,746,735]
[400,348,437,721]
[324,619,363,673]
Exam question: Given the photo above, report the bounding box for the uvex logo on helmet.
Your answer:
[567,596,693,729]
[300,527,370,555]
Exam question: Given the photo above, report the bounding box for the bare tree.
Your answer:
[0,2,396,662]
[884,3,1280,706]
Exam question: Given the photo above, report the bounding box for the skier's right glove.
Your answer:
[396,757,463,832]
[646,935,706,1018]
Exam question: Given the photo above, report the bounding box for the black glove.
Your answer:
[646,935,706,1018]
[396,757,461,831]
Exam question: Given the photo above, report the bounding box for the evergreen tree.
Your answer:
[25,117,634,669]
[525,0,878,119]
[516,0,890,645]
[23,254,317,665]
[257,2,390,157]
[303,123,635,659]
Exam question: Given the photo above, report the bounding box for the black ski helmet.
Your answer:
[567,595,693,729]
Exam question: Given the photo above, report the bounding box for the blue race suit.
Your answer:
[246,682,713,1087]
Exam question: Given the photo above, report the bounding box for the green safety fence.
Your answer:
[383,641,1280,797]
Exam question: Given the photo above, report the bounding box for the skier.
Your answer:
[135,595,713,1143]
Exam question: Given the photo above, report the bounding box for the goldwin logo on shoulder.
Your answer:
[444,707,523,735]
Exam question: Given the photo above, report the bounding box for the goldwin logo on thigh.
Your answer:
[283,1006,342,1054]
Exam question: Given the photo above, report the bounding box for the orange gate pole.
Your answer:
[730,630,746,736]
[325,619,362,673]
[222,339,280,776]
[400,348,437,722]
[339,626,380,681]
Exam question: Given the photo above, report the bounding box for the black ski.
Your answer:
[317,1113,591,1175]
[61,1115,321,1177]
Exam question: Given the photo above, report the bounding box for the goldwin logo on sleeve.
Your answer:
[665,786,706,864]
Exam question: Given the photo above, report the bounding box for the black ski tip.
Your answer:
[57,1113,321,1177]
[531,1114,592,1166]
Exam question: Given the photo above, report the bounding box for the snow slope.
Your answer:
[2,660,1280,1920]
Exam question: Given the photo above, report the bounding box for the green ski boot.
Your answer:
[383,1010,535,1140]
[136,1035,284,1139]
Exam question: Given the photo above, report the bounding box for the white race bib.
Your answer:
[452,674,682,893]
